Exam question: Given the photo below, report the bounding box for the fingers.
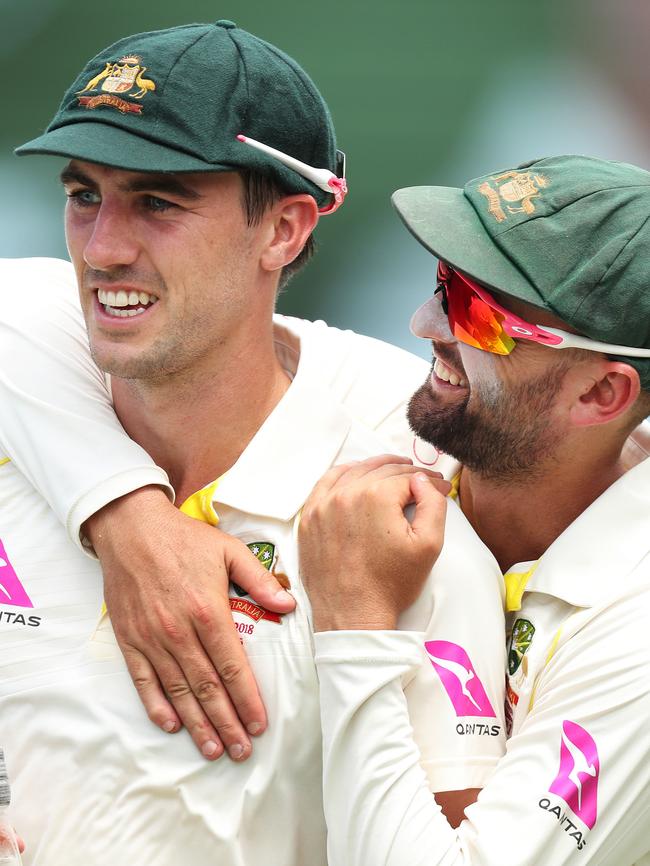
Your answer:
[121,644,182,734]
[409,472,449,542]
[226,539,295,613]
[308,454,414,500]
[193,611,269,742]
[122,631,256,761]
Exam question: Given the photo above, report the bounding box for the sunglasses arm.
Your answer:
[236,134,347,215]
[541,327,650,358]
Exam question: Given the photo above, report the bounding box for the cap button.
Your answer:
[215,19,237,29]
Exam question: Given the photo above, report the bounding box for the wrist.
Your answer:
[83,485,172,552]
[312,605,398,633]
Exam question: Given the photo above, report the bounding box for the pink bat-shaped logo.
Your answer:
[549,720,599,829]
[0,539,32,608]
[425,640,496,717]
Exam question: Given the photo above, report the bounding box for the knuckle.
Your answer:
[131,673,155,694]
[159,617,190,645]
[217,658,245,686]
[189,719,216,739]
[189,599,215,629]
[194,678,223,703]
[166,679,193,699]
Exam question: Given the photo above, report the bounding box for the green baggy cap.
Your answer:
[392,155,650,388]
[16,20,337,207]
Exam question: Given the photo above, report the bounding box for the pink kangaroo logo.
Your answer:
[549,720,599,829]
[0,539,33,608]
[424,640,496,717]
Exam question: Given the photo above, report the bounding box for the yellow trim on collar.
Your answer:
[448,471,461,501]
[179,479,221,526]
[504,561,540,612]
[0,458,10,467]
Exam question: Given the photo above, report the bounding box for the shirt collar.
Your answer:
[515,457,650,608]
[211,317,354,521]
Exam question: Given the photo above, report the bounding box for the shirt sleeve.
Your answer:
[0,258,172,551]
[400,501,507,793]
[313,590,650,866]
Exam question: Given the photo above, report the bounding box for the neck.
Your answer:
[111,323,290,505]
[458,433,629,572]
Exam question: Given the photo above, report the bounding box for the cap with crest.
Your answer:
[393,155,650,386]
[16,20,338,208]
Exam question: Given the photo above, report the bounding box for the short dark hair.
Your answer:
[239,169,315,290]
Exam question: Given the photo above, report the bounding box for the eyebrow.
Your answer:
[59,165,202,201]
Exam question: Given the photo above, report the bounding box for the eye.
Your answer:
[66,188,100,207]
[143,195,176,213]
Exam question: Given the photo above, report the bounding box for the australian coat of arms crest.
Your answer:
[478,171,549,223]
[77,55,155,114]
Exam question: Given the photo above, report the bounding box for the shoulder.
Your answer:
[0,257,81,331]
[275,315,429,390]
[275,315,429,453]
[0,257,76,291]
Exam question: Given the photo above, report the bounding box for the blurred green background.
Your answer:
[3,0,650,357]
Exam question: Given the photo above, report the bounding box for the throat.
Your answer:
[112,362,292,501]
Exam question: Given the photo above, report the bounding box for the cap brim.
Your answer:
[391,186,550,311]
[16,122,232,174]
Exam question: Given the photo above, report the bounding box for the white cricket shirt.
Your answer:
[314,453,650,865]
[0,257,506,865]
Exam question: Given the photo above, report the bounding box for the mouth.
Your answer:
[432,357,468,388]
[96,287,159,319]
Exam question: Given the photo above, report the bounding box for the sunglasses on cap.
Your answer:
[435,262,650,358]
[237,135,347,215]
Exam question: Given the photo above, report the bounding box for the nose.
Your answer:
[410,292,454,341]
[82,201,140,271]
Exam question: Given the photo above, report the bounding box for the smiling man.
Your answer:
[0,21,506,865]
[299,155,650,865]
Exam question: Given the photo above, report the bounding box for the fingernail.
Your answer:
[202,740,220,757]
[274,590,293,603]
[228,743,245,760]
[414,472,428,482]
[162,720,176,733]
[247,722,263,736]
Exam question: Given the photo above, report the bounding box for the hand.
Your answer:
[299,455,449,632]
[84,487,296,761]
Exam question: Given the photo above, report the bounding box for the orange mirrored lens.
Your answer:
[446,272,516,354]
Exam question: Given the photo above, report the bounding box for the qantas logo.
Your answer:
[0,539,33,608]
[549,720,599,829]
[424,640,496,717]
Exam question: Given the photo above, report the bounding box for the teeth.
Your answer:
[434,358,468,388]
[97,288,158,308]
[103,305,148,318]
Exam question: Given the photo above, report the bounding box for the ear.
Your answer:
[259,195,319,274]
[569,361,641,427]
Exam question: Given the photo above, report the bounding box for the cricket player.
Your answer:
[0,22,506,863]
[299,155,650,865]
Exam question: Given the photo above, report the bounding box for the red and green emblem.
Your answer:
[508,618,535,676]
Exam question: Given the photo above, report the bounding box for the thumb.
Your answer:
[409,472,449,541]
[225,539,296,613]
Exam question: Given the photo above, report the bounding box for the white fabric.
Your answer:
[0,258,174,547]
[314,456,650,866]
[0,257,506,866]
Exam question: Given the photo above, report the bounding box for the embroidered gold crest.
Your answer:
[478,171,549,223]
[77,55,155,114]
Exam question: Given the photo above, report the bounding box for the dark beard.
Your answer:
[407,361,568,482]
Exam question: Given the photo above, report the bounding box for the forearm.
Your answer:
[315,631,472,866]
